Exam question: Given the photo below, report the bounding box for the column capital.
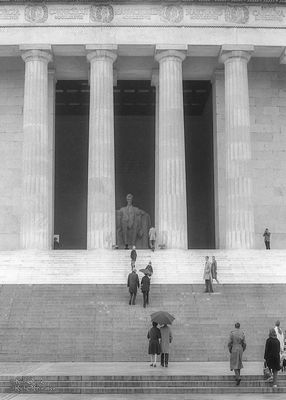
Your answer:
[219,45,254,64]
[86,45,117,64]
[155,49,186,63]
[21,49,52,64]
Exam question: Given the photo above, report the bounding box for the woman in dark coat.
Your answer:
[264,328,281,387]
[147,321,161,367]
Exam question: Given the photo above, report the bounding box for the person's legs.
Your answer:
[153,353,157,366]
[132,292,136,305]
[264,240,268,249]
[234,369,241,385]
[143,291,147,308]
[146,291,149,305]
[165,353,169,367]
[161,353,165,366]
[267,241,270,250]
[129,292,133,305]
[150,354,154,366]
[272,369,278,386]
[205,280,208,292]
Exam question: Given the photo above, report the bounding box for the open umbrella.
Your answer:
[139,268,149,275]
[151,311,175,325]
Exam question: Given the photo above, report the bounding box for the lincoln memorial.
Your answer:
[0,0,286,252]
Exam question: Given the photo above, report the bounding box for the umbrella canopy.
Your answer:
[139,268,150,275]
[151,311,175,325]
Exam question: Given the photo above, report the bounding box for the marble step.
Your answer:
[0,249,286,283]
[4,375,286,394]
[0,284,286,362]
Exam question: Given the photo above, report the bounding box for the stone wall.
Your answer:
[214,58,286,249]
[0,58,24,249]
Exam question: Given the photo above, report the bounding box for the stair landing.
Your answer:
[0,249,286,284]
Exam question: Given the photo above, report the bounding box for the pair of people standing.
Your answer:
[147,322,173,367]
[127,262,153,307]
[203,256,219,293]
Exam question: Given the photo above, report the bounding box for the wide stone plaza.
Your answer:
[1,0,286,396]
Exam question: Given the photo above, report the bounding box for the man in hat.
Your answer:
[127,268,139,305]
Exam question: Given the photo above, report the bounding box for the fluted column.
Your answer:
[151,71,159,231]
[155,49,187,249]
[220,46,254,248]
[20,48,53,249]
[86,46,117,249]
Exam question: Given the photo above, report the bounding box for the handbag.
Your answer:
[263,361,272,380]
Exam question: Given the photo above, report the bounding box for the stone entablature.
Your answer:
[0,2,285,28]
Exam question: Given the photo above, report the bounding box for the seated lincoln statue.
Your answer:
[116,193,151,249]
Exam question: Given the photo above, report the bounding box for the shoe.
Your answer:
[165,365,168,368]
[153,364,156,367]
[150,363,153,367]
[266,376,273,383]
[236,378,241,386]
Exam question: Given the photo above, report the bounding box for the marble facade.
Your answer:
[0,1,286,250]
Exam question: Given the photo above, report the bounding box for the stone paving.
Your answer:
[0,361,263,376]
[5,389,284,398]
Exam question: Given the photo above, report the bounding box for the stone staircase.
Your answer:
[2,374,286,394]
[0,283,285,362]
[0,249,286,283]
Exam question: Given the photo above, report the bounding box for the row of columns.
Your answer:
[19,44,254,250]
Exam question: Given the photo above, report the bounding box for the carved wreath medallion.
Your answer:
[90,4,114,23]
[24,4,48,23]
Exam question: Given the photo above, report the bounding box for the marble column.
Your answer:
[155,49,188,249]
[220,46,255,248]
[20,48,53,249]
[151,71,159,232]
[86,46,117,249]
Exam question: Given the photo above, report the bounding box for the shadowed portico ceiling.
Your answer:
[56,80,211,116]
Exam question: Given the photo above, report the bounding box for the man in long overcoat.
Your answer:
[160,324,173,367]
[127,268,139,305]
[228,322,246,385]
[203,256,213,293]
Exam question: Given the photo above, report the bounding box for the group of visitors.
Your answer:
[229,320,285,388]
[147,322,173,367]
[127,247,153,307]
[203,255,219,293]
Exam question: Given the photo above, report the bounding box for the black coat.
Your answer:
[127,272,139,294]
[264,337,281,371]
[141,275,150,292]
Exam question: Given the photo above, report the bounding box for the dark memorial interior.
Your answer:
[114,81,155,229]
[55,81,89,249]
[54,80,214,249]
[184,81,215,249]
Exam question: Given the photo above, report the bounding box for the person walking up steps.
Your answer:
[141,272,150,308]
[228,322,246,386]
[130,245,137,268]
[127,268,139,305]
[264,328,281,388]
